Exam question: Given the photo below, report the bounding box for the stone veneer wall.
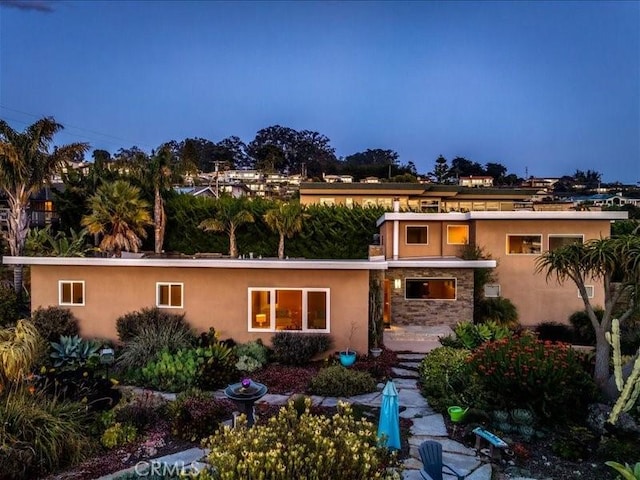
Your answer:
[386,268,474,327]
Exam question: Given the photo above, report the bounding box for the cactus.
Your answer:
[606,318,640,425]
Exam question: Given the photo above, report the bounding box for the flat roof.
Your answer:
[1,256,387,270]
[376,210,629,227]
[387,257,496,268]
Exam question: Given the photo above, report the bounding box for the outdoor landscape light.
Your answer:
[99,347,115,365]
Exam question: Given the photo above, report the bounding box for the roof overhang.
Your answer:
[386,258,496,269]
[1,256,388,271]
[376,210,629,227]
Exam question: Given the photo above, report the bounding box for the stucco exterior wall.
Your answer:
[393,220,471,258]
[30,265,371,354]
[385,267,474,327]
[472,219,611,326]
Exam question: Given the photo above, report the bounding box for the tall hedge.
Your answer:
[164,194,385,259]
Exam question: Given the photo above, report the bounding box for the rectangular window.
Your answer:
[59,281,84,306]
[507,234,542,255]
[248,288,330,332]
[406,226,429,244]
[157,282,183,308]
[484,284,501,298]
[345,197,353,208]
[579,285,595,299]
[447,225,469,245]
[405,278,456,300]
[549,235,584,251]
[319,197,335,206]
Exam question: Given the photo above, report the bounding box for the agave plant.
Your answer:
[50,335,100,368]
[605,461,640,480]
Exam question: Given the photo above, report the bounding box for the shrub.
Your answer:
[308,365,376,397]
[113,391,168,431]
[140,348,201,392]
[251,364,317,394]
[468,333,597,422]
[116,307,193,342]
[535,322,575,343]
[0,283,19,327]
[196,343,238,390]
[271,332,332,365]
[418,347,483,412]
[168,389,235,441]
[0,320,45,387]
[199,399,399,480]
[117,323,195,371]
[476,297,519,327]
[442,320,511,350]
[101,422,138,449]
[30,306,79,342]
[234,340,268,367]
[0,386,93,479]
[569,308,603,345]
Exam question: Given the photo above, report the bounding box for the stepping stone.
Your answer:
[348,391,381,406]
[400,407,427,419]
[408,437,476,456]
[410,414,448,436]
[466,464,493,480]
[397,389,429,408]
[392,367,419,378]
[399,362,420,370]
[257,394,290,405]
[442,452,482,476]
[402,468,424,479]
[391,378,418,389]
[402,458,424,471]
[397,353,426,361]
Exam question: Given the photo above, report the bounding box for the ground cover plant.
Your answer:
[308,364,377,397]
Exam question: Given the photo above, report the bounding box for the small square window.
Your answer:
[484,284,501,298]
[447,225,469,245]
[507,235,542,255]
[157,283,183,308]
[406,226,428,244]
[549,235,584,251]
[579,285,595,299]
[59,281,84,306]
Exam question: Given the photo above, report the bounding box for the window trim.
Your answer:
[58,280,85,306]
[579,285,595,299]
[404,277,457,301]
[405,225,429,245]
[506,234,543,255]
[548,234,584,251]
[446,225,469,245]
[156,282,184,309]
[247,287,330,333]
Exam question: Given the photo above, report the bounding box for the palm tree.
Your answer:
[263,202,306,259]
[81,180,153,257]
[0,117,88,294]
[130,145,196,254]
[535,235,640,389]
[198,197,254,257]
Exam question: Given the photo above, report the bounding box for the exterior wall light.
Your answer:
[394,279,402,289]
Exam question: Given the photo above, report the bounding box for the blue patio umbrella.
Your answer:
[377,380,401,450]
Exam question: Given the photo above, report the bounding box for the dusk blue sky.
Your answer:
[1,0,638,183]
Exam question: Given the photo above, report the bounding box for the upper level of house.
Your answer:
[376,208,628,261]
[299,182,537,212]
[458,176,494,188]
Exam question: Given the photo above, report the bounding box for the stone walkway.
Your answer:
[105,353,493,480]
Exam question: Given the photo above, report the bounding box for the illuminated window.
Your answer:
[549,235,583,251]
[507,235,542,255]
[157,283,183,308]
[447,225,469,245]
[319,198,335,206]
[405,278,456,300]
[59,281,84,306]
[248,288,329,332]
[406,226,428,244]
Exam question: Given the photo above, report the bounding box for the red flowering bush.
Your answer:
[468,333,596,422]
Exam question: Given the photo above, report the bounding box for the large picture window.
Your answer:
[405,278,456,300]
[447,225,469,245]
[507,234,542,255]
[59,281,84,306]
[549,235,584,251]
[248,288,329,332]
[157,283,183,308]
[406,226,428,244]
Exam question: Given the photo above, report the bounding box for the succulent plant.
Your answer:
[492,410,510,423]
[511,408,535,425]
[50,335,100,368]
[517,424,536,441]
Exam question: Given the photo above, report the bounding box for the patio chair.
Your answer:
[419,440,465,480]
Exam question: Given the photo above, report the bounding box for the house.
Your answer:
[2,255,383,353]
[376,206,628,327]
[299,182,537,212]
[3,208,628,349]
[458,176,494,188]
